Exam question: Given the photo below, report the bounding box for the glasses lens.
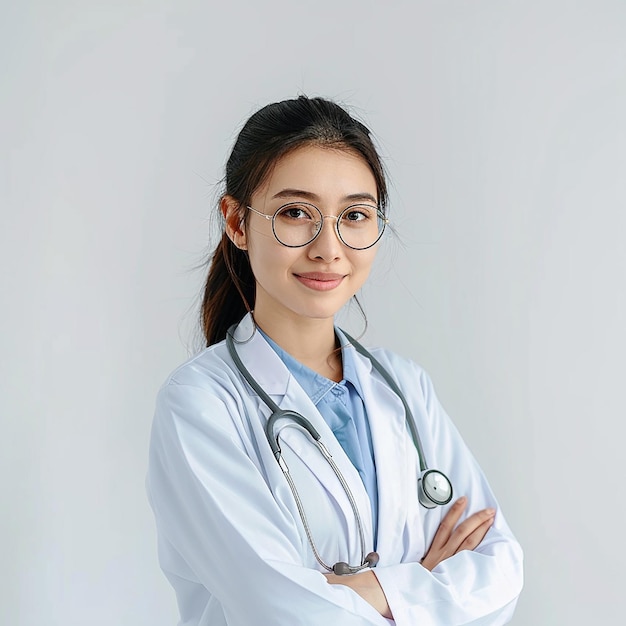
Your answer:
[272,203,322,246]
[337,205,386,249]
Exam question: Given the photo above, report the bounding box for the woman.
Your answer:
[147,96,523,625]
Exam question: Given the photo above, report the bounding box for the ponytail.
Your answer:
[201,233,255,346]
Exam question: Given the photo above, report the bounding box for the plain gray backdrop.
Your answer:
[2,1,625,624]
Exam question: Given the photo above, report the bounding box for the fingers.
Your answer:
[421,498,497,571]
[429,496,468,550]
[456,514,495,552]
[448,506,496,554]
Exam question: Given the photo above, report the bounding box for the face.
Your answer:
[224,144,381,329]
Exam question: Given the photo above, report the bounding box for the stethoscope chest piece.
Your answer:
[418,469,453,509]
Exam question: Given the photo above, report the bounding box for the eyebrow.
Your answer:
[270,188,378,205]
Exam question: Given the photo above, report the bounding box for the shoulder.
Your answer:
[366,344,422,375]
[153,339,247,429]
[161,340,233,389]
[350,340,438,406]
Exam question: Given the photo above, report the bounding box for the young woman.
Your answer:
[147,96,523,625]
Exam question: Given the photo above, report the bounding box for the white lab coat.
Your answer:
[147,314,523,625]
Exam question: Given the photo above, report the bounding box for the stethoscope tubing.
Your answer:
[225,324,453,573]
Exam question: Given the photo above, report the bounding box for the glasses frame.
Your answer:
[246,202,389,250]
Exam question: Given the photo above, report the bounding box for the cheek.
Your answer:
[246,240,295,282]
[352,250,377,279]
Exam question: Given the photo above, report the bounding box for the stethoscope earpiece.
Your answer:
[332,552,380,575]
[332,561,353,576]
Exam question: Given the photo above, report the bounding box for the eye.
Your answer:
[276,203,316,221]
[341,205,375,224]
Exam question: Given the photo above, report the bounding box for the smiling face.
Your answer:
[224,144,381,333]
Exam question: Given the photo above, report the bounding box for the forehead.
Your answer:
[256,145,378,202]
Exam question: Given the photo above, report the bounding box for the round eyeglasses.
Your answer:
[246,202,389,250]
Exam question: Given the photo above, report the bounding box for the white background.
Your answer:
[2,1,625,624]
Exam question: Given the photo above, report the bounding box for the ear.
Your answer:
[221,195,248,250]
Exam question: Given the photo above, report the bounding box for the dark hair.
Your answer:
[201,95,388,346]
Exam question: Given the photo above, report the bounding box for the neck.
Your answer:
[252,311,342,382]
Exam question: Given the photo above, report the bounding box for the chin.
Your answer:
[296,302,351,321]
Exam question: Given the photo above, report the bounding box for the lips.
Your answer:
[294,272,346,291]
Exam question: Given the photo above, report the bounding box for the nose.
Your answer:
[307,215,342,261]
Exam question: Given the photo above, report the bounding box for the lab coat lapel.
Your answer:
[232,314,290,396]
[350,348,410,565]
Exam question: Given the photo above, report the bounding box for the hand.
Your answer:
[421,496,495,571]
[324,570,393,620]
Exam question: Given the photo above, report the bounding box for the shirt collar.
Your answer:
[335,328,366,399]
[258,328,365,405]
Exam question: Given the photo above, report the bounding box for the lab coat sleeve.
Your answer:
[371,365,524,626]
[147,381,392,626]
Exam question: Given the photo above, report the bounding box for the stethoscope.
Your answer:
[226,326,453,575]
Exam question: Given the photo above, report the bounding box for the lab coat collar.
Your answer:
[231,313,291,396]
